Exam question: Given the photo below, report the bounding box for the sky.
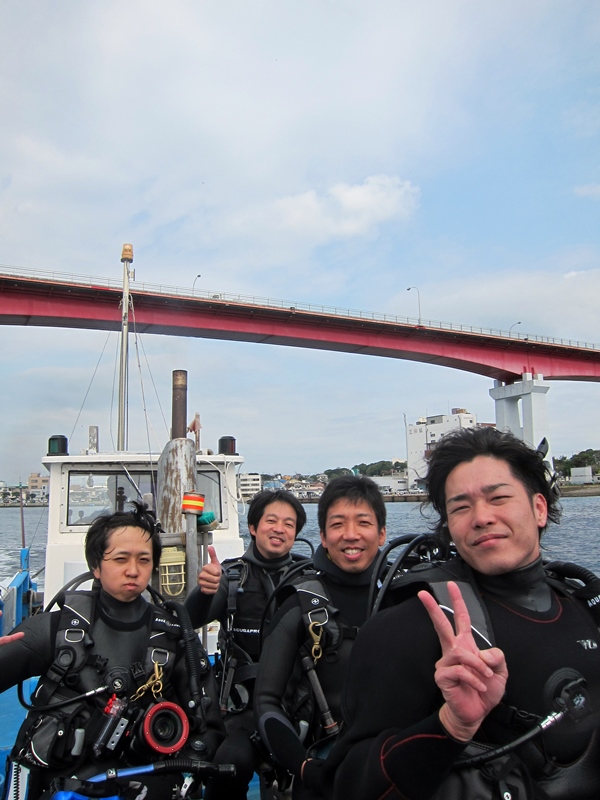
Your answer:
[1,1,600,481]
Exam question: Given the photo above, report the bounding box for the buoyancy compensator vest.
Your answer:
[382,556,600,800]
[216,552,306,712]
[275,569,360,748]
[10,586,206,774]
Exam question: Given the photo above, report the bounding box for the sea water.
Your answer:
[2,497,600,589]
[241,496,600,573]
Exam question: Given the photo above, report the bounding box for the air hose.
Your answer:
[457,675,592,768]
[163,600,207,710]
[85,759,236,782]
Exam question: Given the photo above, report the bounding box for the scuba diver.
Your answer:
[323,427,600,800]
[184,489,307,800]
[0,502,226,800]
[254,475,386,799]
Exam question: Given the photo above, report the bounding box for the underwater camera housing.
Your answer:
[141,701,190,754]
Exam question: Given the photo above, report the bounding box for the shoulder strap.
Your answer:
[386,559,496,649]
[223,559,248,623]
[34,591,98,706]
[143,606,181,681]
[291,574,344,657]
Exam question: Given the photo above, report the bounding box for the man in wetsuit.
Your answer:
[254,475,386,799]
[0,503,225,800]
[184,489,307,800]
[326,427,600,800]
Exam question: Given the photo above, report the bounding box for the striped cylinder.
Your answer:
[182,492,205,515]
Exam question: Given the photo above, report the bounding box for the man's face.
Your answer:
[92,525,154,602]
[249,500,297,559]
[320,498,385,573]
[444,456,547,576]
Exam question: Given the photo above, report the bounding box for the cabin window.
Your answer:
[197,470,222,522]
[66,471,158,526]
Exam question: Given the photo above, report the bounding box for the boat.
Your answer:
[0,245,265,798]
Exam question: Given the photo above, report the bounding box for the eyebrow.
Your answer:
[327,512,375,521]
[104,548,152,558]
[446,482,511,505]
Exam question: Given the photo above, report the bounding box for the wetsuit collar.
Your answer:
[314,544,377,586]
[244,539,295,570]
[98,588,149,623]
[474,555,553,612]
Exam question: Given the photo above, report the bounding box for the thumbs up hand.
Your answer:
[198,545,223,595]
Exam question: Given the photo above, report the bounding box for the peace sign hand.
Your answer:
[418,581,508,742]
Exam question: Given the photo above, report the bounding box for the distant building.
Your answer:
[369,475,408,495]
[238,473,262,499]
[284,479,325,499]
[571,466,593,485]
[407,408,493,490]
[263,479,286,491]
[28,472,49,496]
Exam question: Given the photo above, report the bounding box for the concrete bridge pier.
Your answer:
[489,373,552,459]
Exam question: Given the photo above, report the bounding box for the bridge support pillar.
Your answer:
[489,373,551,455]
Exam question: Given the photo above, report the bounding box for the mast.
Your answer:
[117,243,134,451]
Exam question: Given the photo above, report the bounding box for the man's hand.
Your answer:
[418,581,508,742]
[198,545,223,595]
[0,611,24,645]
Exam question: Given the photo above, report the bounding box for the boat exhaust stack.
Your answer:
[171,370,188,440]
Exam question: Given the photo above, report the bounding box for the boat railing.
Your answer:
[1,263,599,351]
[0,549,38,635]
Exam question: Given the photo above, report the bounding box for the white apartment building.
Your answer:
[238,472,262,499]
[369,475,409,495]
[407,408,480,490]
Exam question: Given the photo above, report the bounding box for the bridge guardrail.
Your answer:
[0,263,598,351]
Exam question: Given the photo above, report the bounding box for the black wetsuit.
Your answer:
[185,541,304,800]
[1,588,224,800]
[254,545,375,799]
[324,557,600,800]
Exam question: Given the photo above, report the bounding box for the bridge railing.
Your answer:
[1,263,598,351]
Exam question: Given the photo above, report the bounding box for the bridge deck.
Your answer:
[1,269,598,383]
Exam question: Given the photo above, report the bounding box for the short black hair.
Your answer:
[318,475,386,533]
[247,490,307,536]
[426,427,561,538]
[85,501,162,571]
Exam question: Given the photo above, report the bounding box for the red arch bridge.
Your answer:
[1,266,598,381]
[0,266,598,446]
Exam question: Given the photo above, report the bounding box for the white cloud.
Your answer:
[229,175,419,247]
[574,183,600,199]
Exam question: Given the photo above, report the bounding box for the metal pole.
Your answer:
[407,286,421,326]
[171,370,188,439]
[509,321,522,336]
[117,244,134,451]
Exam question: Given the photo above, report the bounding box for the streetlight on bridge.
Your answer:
[192,274,202,291]
[407,286,422,326]
[509,321,522,336]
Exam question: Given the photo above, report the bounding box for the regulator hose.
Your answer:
[368,534,425,616]
[86,759,236,783]
[545,560,599,585]
[163,600,206,710]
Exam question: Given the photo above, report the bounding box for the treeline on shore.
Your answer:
[554,449,600,477]
[262,450,600,483]
[261,460,406,482]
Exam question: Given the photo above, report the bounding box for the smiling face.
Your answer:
[445,455,547,576]
[320,498,386,573]
[92,525,154,602]
[249,500,298,559]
